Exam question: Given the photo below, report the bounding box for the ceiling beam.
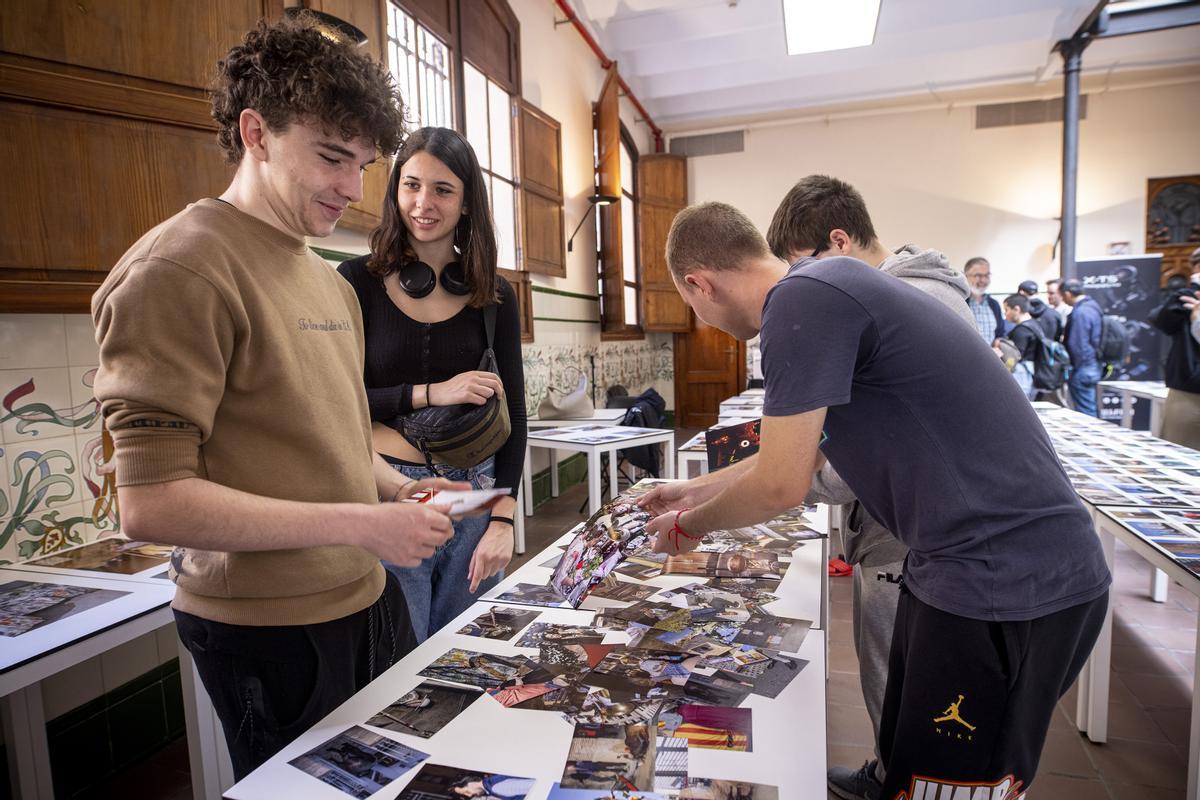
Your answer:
[1096,0,1200,38]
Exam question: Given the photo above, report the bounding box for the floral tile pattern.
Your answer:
[521,337,674,413]
[0,314,118,565]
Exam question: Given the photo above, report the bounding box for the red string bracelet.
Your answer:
[669,508,701,550]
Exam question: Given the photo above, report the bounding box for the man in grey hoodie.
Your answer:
[765,175,975,800]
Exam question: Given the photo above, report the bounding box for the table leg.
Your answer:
[608,450,619,500]
[662,439,676,479]
[514,485,526,555]
[522,444,534,517]
[179,642,233,800]
[1150,568,1169,603]
[550,449,560,498]
[677,452,687,479]
[1188,623,1200,799]
[1151,398,1164,438]
[588,450,602,516]
[1076,520,1114,742]
[1121,392,1133,429]
[1,683,54,800]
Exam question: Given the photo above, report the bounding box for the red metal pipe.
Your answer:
[553,0,665,153]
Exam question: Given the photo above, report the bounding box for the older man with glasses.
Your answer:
[964,257,1004,344]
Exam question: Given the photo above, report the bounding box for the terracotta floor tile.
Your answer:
[1085,737,1186,789]
[1038,728,1099,779]
[827,702,875,747]
[1107,781,1186,800]
[1145,706,1191,751]
[829,642,860,673]
[827,669,868,708]
[1024,772,1110,800]
[1106,700,1171,743]
[1111,644,1189,676]
[1118,671,1192,709]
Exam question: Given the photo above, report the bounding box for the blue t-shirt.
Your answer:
[761,257,1110,622]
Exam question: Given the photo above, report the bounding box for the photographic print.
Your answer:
[515,623,604,649]
[456,606,540,640]
[728,613,811,653]
[662,550,782,580]
[0,581,130,637]
[417,649,538,691]
[493,583,570,608]
[27,540,172,575]
[705,420,760,472]
[679,778,780,799]
[658,703,752,751]
[705,647,809,699]
[588,576,660,604]
[546,784,670,799]
[551,497,652,608]
[288,726,428,799]
[395,763,534,799]
[561,722,657,792]
[366,682,481,738]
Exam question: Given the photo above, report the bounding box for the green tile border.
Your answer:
[530,285,600,301]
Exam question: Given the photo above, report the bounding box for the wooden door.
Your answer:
[673,321,746,428]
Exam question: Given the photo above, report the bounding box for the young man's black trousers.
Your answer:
[174,571,417,779]
[879,584,1107,800]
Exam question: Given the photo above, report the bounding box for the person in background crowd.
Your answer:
[90,16,463,778]
[1002,294,1039,400]
[640,201,1108,800]
[763,174,975,800]
[1047,278,1071,320]
[1149,247,1200,449]
[1018,279,1063,341]
[964,257,1004,344]
[338,127,527,642]
[1062,279,1104,417]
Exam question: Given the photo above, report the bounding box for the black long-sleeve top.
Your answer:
[337,255,527,496]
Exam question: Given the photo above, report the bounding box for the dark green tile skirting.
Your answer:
[4,659,190,799]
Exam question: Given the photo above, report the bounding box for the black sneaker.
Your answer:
[827,759,882,800]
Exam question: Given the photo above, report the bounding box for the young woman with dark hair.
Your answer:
[338,127,527,641]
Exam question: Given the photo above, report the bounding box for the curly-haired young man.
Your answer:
[92,15,464,777]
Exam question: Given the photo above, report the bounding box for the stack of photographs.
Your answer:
[531,424,663,446]
[551,497,653,607]
[417,649,539,691]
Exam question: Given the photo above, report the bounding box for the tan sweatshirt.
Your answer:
[92,198,384,626]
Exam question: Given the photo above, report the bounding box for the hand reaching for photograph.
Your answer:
[636,478,720,516]
[648,510,704,556]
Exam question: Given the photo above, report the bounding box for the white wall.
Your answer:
[681,77,1200,294]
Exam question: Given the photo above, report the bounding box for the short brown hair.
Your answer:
[766,175,878,260]
[666,202,772,277]
[211,14,406,163]
[964,257,990,274]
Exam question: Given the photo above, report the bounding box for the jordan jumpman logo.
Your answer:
[933,694,976,731]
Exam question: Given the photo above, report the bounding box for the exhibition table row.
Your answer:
[226,482,831,800]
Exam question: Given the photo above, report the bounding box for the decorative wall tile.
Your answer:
[521,337,674,413]
[1,367,98,444]
[68,366,102,435]
[64,314,100,367]
[0,313,68,371]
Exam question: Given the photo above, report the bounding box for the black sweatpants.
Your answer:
[879,584,1108,800]
[174,571,417,779]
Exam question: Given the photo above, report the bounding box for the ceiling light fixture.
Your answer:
[782,0,881,56]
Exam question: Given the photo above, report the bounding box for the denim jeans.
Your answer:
[1068,361,1102,417]
[385,455,499,641]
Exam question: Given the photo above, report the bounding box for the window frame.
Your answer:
[598,123,644,341]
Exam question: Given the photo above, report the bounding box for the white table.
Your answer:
[1097,380,1169,435]
[3,553,233,800]
[526,426,676,516]
[225,495,830,800]
[677,431,708,479]
[1082,507,1200,798]
[522,409,628,517]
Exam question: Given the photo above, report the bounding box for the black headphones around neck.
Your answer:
[397,260,470,298]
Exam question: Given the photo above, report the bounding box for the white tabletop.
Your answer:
[1097,380,1169,401]
[528,408,628,427]
[227,501,830,799]
[0,568,175,677]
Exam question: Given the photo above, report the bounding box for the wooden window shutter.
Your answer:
[638,153,691,331]
[498,267,534,342]
[594,65,624,329]
[518,99,566,278]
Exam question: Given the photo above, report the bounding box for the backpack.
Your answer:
[1098,314,1132,369]
[1020,321,1071,391]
